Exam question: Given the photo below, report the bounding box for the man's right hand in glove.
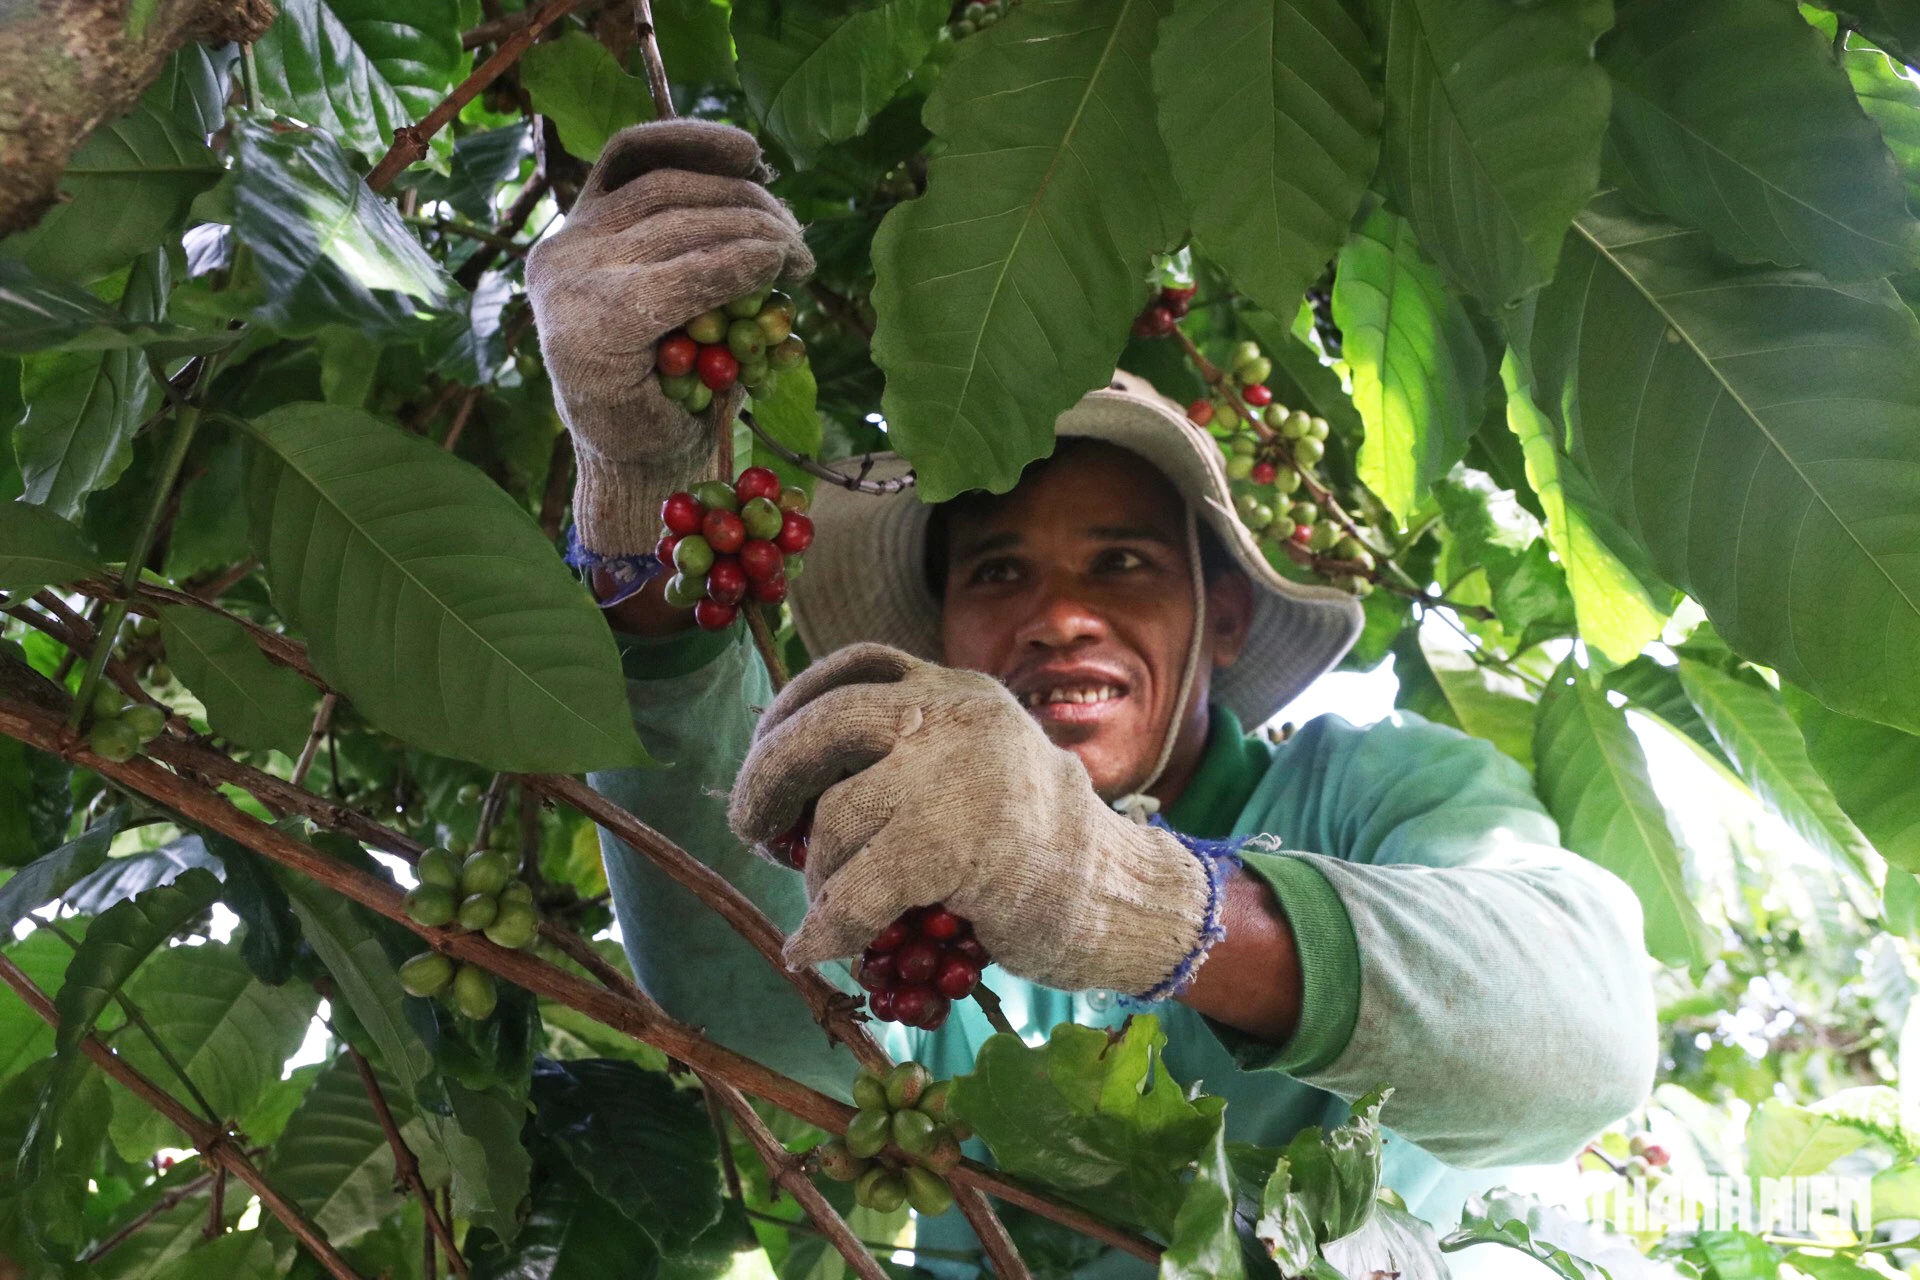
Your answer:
[526,120,813,561]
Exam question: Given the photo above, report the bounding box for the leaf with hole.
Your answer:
[1600,0,1920,280]
[733,0,949,167]
[1525,192,1920,736]
[1533,660,1709,969]
[869,0,1185,500]
[242,401,648,771]
[1155,0,1380,331]
[159,604,316,756]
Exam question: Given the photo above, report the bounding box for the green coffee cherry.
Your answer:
[924,1132,965,1175]
[1347,576,1374,598]
[457,892,500,932]
[501,879,535,906]
[485,901,539,950]
[683,382,713,412]
[1309,416,1330,442]
[405,884,457,928]
[756,297,795,345]
[456,783,484,806]
[1294,436,1326,465]
[1225,455,1254,481]
[918,1080,955,1124]
[461,851,512,896]
[88,719,140,763]
[1283,410,1312,440]
[815,1139,868,1182]
[399,951,455,998]
[852,1072,889,1114]
[660,372,698,402]
[1309,522,1339,553]
[451,964,498,1020]
[674,534,715,578]
[1290,501,1318,526]
[855,1168,907,1214]
[1335,535,1363,560]
[769,335,807,371]
[687,310,728,344]
[691,480,740,512]
[418,846,461,889]
[92,684,127,719]
[891,1108,938,1156]
[725,286,771,319]
[124,705,166,742]
[1236,356,1272,385]
[1272,465,1302,496]
[884,1062,931,1110]
[1248,503,1274,530]
[1230,435,1258,457]
[1213,402,1239,431]
[906,1166,954,1217]
[663,574,705,609]
[727,318,766,361]
[743,367,778,397]
[1230,340,1262,372]
[741,497,783,541]
[1267,516,1297,541]
[846,1109,892,1159]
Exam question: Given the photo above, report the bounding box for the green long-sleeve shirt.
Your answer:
[588,626,1656,1270]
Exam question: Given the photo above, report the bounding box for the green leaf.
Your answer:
[733,0,949,167]
[1239,305,1366,445]
[1154,0,1380,328]
[1869,1162,1920,1222]
[22,1068,113,1256]
[1600,0,1920,280]
[0,737,78,867]
[86,1166,226,1280]
[1676,659,1876,879]
[0,931,88,1078]
[2,64,224,284]
[519,30,656,162]
[1786,1250,1883,1280]
[1605,656,1735,774]
[1525,192,1920,736]
[163,432,253,579]
[0,258,232,358]
[1253,1157,1318,1276]
[407,123,535,224]
[468,1159,662,1280]
[1747,1098,1875,1176]
[203,830,303,986]
[1845,35,1920,214]
[869,0,1185,501]
[253,0,469,164]
[1334,208,1486,522]
[158,603,316,756]
[106,941,318,1160]
[1322,1202,1448,1280]
[0,500,106,592]
[1500,351,1670,666]
[1278,1090,1385,1244]
[1787,685,1920,871]
[14,252,164,517]
[442,1079,535,1242]
[152,1230,281,1280]
[749,360,823,491]
[1373,0,1611,309]
[950,1016,1220,1237]
[230,119,451,338]
[267,1053,428,1246]
[243,401,647,771]
[59,836,223,916]
[0,811,122,932]
[1440,1193,1611,1280]
[1160,1112,1245,1280]
[1416,633,1539,770]
[1533,659,1710,969]
[530,1058,722,1250]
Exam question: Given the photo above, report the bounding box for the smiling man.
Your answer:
[530,121,1657,1271]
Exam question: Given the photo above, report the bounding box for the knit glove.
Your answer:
[728,644,1225,998]
[526,120,813,556]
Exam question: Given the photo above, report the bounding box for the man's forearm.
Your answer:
[593,567,696,636]
[1176,869,1302,1044]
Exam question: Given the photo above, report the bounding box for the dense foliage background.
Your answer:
[4,0,1920,1276]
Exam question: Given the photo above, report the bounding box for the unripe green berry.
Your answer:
[674,534,715,578]
[815,1139,868,1182]
[1236,356,1272,385]
[88,719,140,762]
[148,663,172,684]
[399,951,455,998]
[756,294,796,344]
[918,1080,954,1123]
[501,879,535,906]
[485,901,539,950]
[1263,404,1291,429]
[726,287,772,319]
[1272,465,1302,495]
[659,372,698,402]
[451,964,497,1020]
[1335,536,1363,560]
[1283,410,1312,440]
[1310,522,1339,553]
[456,783,483,806]
[892,1108,938,1155]
[1235,493,1263,520]
[457,892,500,932]
[418,847,461,887]
[741,497,783,541]
[743,367,778,397]
[124,705,166,743]
[1230,435,1258,457]
[769,335,807,371]
[1628,1134,1649,1157]
[855,1167,907,1214]
[1290,501,1318,526]
[405,884,457,927]
[691,480,740,512]
[884,1062,931,1110]
[686,310,728,344]
[1225,455,1254,481]
[1212,402,1239,431]
[1267,516,1296,541]
[461,850,512,896]
[852,1072,888,1113]
[906,1166,954,1217]
[1294,436,1325,465]
[779,486,810,513]
[925,1131,965,1174]
[1309,416,1330,441]
[1349,576,1373,598]
[1249,503,1274,530]
[846,1108,892,1159]
[727,318,766,361]
[663,573,705,609]
[92,683,127,719]
[683,381,713,412]
[1230,340,1262,372]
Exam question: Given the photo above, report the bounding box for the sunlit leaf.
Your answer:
[1787,685,1920,872]
[519,30,656,162]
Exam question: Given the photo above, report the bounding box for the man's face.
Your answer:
[937,443,1251,798]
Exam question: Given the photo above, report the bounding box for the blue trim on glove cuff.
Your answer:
[566,524,664,607]
[1127,824,1245,1005]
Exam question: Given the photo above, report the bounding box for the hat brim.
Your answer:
[787,385,1365,728]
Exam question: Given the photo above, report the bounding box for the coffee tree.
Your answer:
[2,0,1920,1276]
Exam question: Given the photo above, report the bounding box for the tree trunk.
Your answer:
[0,0,274,238]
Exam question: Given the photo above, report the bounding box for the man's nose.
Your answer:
[1012,578,1107,650]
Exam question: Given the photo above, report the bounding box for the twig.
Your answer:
[970,983,1018,1039]
[291,693,338,788]
[741,410,915,495]
[368,0,585,190]
[538,431,575,541]
[702,1083,746,1201]
[346,1044,469,1277]
[203,1167,227,1240]
[190,557,260,601]
[473,771,513,849]
[454,172,553,290]
[957,1185,1033,1280]
[806,282,872,342]
[746,606,789,692]
[0,955,367,1280]
[713,386,742,481]
[630,0,676,120]
[441,386,484,451]
[742,1209,980,1260]
[404,214,520,252]
[705,1076,890,1280]
[82,1167,221,1263]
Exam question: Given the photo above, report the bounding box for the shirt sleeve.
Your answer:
[587,625,863,1099]
[1218,712,1658,1169]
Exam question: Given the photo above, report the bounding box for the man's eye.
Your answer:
[968,558,1023,586]
[1092,548,1148,574]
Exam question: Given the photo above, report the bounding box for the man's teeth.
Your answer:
[1022,685,1123,707]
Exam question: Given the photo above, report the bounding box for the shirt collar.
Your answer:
[1162,705,1273,840]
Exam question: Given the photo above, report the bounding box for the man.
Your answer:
[529,121,1656,1266]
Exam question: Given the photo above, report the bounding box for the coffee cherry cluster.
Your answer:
[1625,1133,1671,1181]
[1131,282,1197,338]
[657,467,814,631]
[857,906,989,1031]
[945,0,1015,38]
[398,845,540,1019]
[655,288,807,409]
[816,1064,965,1215]
[83,684,167,763]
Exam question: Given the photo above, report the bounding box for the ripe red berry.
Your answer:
[736,466,782,503]
[661,492,704,536]
[776,511,814,554]
[655,533,682,563]
[1163,284,1198,304]
[920,907,963,940]
[1187,399,1213,427]
[892,984,937,1027]
[869,921,909,953]
[1243,384,1273,407]
[915,993,951,1030]
[1251,461,1276,486]
[1642,1144,1670,1168]
[692,598,737,630]
[857,952,896,992]
[868,987,898,1021]
[1290,524,1313,546]
[739,539,783,581]
[1131,305,1175,338]
[749,573,788,605]
[703,509,747,555]
[706,558,747,605]
[935,955,981,999]
[895,938,940,985]
[953,936,989,966]
[696,345,740,390]
[657,334,698,378]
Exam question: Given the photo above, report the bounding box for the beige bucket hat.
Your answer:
[787,374,1367,728]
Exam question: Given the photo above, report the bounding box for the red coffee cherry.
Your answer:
[692,598,737,630]
[1243,384,1272,406]
[1187,399,1213,427]
[703,509,747,555]
[696,345,740,391]
[657,334,698,378]
[1251,461,1277,486]
[735,466,783,503]
[748,573,789,605]
[859,905,989,1028]
[739,539,784,581]
[706,558,748,606]
[661,492,704,536]
[776,511,814,554]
